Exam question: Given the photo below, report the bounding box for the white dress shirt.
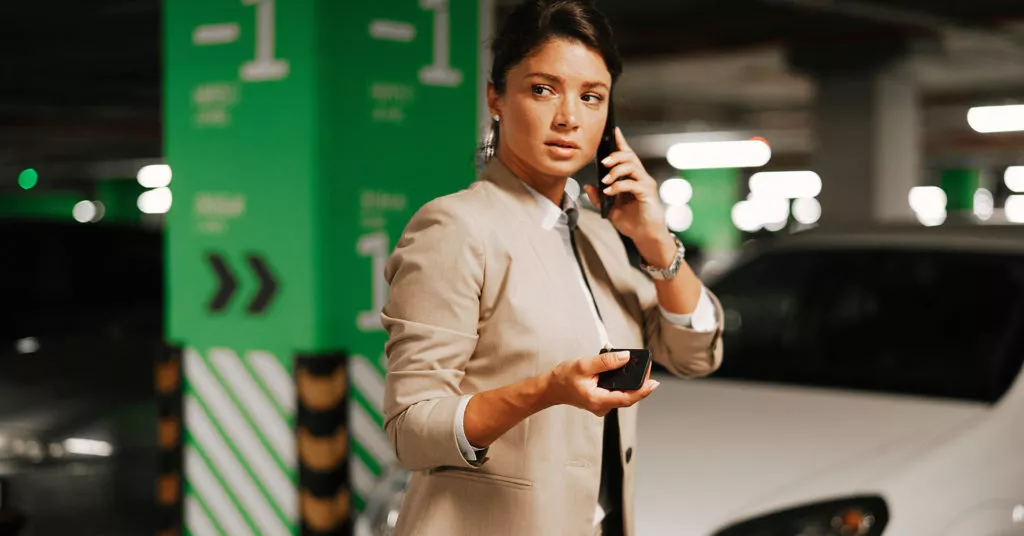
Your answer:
[453,179,718,524]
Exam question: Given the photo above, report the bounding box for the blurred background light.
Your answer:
[749,170,822,199]
[64,438,113,457]
[73,201,98,223]
[756,195,790,231]
[1005,195,1024,223]
[732,200,760,232]
[732,195,790,232]
[967,105,1024,133]
[137,164,172,188]
[792,197,822,225]
[659,178,693,206]
[137,187,172,214]
[973,188,994,221]
[909,186,947,227]
[15,337,40,354]
[665,204,694,232]
[1004,166,1024,193]
[666,139,771,170]
[916,210,947,227]
[18,168,38,190]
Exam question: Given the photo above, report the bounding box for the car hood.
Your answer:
[634,377,989,536]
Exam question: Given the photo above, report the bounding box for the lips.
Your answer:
[545,139,580,150]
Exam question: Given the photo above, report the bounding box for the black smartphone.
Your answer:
[597,348,652,391]
[596,96,618,219]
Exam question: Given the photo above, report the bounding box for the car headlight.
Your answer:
[711,495,889,536]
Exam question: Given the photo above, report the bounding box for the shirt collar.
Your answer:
[519,178,581,231]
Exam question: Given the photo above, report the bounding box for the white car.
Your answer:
[637,225,1024,536]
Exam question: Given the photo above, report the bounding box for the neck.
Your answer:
[497,150,567,207]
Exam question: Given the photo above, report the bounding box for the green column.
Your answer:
[940,168,980,214]
[164,0,484,533]
[679,168,740,252]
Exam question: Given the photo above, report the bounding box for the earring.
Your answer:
[483,119,498,161]
[493,114,500,122]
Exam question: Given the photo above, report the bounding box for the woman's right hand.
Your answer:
[544,351,660,417]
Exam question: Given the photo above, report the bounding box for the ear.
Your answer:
[486,83,501,119]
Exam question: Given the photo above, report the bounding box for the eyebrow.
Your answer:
[525,72,609,91]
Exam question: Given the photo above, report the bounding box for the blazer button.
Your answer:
[625,447,633,464]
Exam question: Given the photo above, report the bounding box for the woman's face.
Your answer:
[489,38,612,183]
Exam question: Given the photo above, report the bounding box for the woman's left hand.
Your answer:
[583,127,668,247]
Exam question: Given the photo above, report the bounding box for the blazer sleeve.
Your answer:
[380,197,485,472]
[632,267,725,378]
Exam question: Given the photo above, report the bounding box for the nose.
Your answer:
[553,97,580,131]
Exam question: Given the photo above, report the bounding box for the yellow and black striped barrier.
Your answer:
[296,352,351,536]
[156,346,183,536]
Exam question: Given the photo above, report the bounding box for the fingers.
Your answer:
[600,162,640,187]
[599,150,635,171]
[630,378,660,403]
[581,351,630,375]
[602,176,646,199]
[614,127,633,153]
[589,378,660,414]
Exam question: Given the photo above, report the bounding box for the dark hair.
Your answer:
[479,0,623,164]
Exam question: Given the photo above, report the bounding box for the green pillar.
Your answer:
[679,168,741,252]
[164,0,485,533]
[940,168,980,214]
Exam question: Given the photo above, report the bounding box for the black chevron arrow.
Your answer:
[206,253,237,312]
[245,254,278,315]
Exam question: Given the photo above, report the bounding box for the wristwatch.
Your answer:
[639,234,686,280]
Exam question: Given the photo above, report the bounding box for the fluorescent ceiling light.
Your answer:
[967,105,1024,133]
[749,170,821,199]
[667,139,771,170]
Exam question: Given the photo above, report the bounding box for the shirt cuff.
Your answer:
[454,394,488,465]
[659,286,718,333]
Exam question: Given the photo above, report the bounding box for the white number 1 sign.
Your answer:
[357,232,390,332]
[241,0,290,82]
[419,0,463,87]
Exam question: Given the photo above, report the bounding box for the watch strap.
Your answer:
[639,235,685,280]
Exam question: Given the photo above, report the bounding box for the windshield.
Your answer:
[709,247,1024,403]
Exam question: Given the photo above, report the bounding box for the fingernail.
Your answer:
[617,352,630,360]
[603,187,612,195]
[601,174,612,184]
[651,380,661,389]
[601,157,612,166]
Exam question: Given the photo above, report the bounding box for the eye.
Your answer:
[532,85,554,97]
[582,93,605,104]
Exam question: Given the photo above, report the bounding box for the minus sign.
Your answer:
[193,23,241,46]
[369,20,416,42]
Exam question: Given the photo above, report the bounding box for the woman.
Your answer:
[381,1,724,535]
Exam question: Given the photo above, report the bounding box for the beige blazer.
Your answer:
[381,158,724,536]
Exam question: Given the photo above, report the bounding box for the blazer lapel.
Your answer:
[573,219,641,349]
[478,159,603,354]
